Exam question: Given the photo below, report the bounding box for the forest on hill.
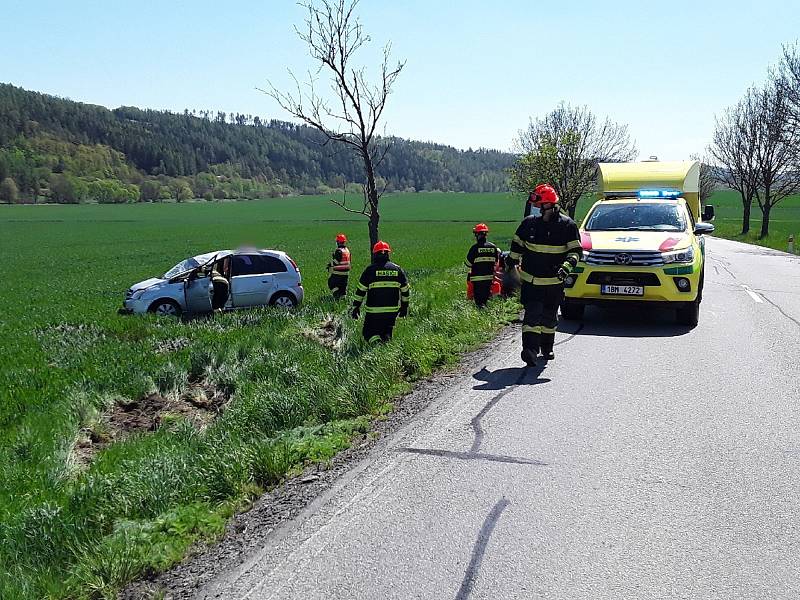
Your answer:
[0,83,513,204]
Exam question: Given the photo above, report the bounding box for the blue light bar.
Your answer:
[638,189,681,199]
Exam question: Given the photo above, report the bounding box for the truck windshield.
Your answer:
[585,203,686,232]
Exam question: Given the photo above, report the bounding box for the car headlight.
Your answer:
[661,246,694,264]
[131,289,146,301]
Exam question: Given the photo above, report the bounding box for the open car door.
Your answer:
[183,253,220,314]
[184,272,213,314]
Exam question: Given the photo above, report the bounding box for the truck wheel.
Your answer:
[269,292,297,309]
[148,299,182,317]
[560,300,585,321]
[676,301,699,327]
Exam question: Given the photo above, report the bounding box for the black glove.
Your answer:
[557,266,569,281]
[506,257,519,268]
[398,304,408,318]
[350,306,360,320]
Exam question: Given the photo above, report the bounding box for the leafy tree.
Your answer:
[510,103,636,218]
[0,177,18,203]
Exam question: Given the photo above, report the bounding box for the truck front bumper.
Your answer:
[564,262,701,304]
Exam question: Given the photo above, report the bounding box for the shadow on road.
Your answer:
[472,364,549,391]
[562,305,694,338]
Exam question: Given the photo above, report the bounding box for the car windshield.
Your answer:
[585,202,686,232]
[164,257,200,279]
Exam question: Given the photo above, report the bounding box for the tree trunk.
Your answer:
[741,194,752,235]
[759,203,771,239]
[364,150,380,250]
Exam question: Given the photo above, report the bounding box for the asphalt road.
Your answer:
[206,237,800,600]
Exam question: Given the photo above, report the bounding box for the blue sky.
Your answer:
[2,0,799,159]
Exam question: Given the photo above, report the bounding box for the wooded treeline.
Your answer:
[0,83,512,203]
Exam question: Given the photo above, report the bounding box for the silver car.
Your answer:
[121,249,304,316]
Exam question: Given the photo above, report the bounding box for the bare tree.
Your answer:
[689,153,717,207]
[264,0,404,248]
[751,75,800,238]
[509,103,637,218]
[779,42,800,132]
[708,90,761,234]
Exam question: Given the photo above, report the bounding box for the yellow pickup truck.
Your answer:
[561,160,715,326]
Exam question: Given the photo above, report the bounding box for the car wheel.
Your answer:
[148,299,182,317]
[560,299,585,321]
[676,301,699,327]
[269,292,297,309]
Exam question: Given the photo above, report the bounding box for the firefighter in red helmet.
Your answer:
[465,223,500,308]
[508,184,582,366]
[327,233,351,300]
[351,241,410,343]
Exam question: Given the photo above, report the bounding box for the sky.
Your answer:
[2,0,799,160]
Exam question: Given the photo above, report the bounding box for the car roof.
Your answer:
[192,249,288,262]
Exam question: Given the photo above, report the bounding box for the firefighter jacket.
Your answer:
[465,241,500,282]
[352,259,410,314]
[327,246,351,276]
[509,214,583,286]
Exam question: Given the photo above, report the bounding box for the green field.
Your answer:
[1,189,797,598]
[0,192,524,598]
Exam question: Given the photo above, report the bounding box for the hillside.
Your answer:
[0,83,513,203]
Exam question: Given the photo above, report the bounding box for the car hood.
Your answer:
[581,230,691,252]
[130,277,167,292]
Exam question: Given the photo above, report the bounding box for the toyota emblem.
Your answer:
[614,253,632,265]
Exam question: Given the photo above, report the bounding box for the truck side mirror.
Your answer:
[702,205,715,221]
[694,222,715,235]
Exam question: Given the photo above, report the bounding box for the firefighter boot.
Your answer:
[520,348,537,367]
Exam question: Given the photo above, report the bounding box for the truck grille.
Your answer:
[586,271,661,286]
[125,289,134,300]
[585,250,664,266]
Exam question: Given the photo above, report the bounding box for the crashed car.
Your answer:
[121,249,304,316]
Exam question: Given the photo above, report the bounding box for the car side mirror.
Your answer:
[702,205,715,221]
[694,222,715,235]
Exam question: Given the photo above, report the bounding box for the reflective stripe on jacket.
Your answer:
[328,247,351,275]
[509,214,582,286]
[465,241,500,282]
[352,259,410,314]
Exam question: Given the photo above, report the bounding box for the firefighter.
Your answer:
[327,233,351,300]
[350,241,410,343]
[508,184,582,366]
[465,223,500,308]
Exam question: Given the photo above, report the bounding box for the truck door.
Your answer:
[230,255,274,307]
[184,273,214,314]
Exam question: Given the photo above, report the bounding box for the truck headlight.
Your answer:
[662,246,694,264]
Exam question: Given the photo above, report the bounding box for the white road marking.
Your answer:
[741,284,764,303]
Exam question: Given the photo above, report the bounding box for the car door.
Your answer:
[230,254,272,307]
[184,272,213,314]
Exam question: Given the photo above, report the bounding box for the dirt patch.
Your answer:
[301,316,344,350]
[72,379,229,467]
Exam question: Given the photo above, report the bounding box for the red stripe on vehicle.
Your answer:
[659,237,685,251]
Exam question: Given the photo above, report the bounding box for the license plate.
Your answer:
[601,284,644,296]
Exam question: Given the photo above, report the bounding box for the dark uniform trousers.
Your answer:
[472,280,492,307]
[521,283,562,354]
[362,313,399,344]
[327,273,348,300]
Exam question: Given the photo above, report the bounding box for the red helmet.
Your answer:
[336,233,347,243]
[528,183,559,207]
[473,223,489,234]
[372,240,392,254]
